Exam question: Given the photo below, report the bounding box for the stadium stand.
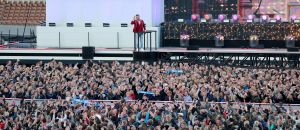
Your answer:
[0,0,45,25]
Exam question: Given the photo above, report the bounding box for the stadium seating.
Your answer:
[0,0,45,25]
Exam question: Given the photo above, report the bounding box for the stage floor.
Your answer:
[0,47,299,61]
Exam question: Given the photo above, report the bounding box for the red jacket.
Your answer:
[0,122,4,129]
[131,20,146,32]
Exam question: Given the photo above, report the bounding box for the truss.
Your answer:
[158,52,300,68]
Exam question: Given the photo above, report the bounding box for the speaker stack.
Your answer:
[82,46,95,60]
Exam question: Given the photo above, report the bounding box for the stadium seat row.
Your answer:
[0,0,45,25]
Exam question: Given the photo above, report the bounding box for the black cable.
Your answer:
[22,2,32,42]
[254,0,263,16]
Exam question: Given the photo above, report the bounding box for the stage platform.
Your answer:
[0,47,299,67]
[0,48,134,63]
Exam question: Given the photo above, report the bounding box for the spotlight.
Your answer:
[218,14,227,22]
[275,15,281,21]
[231,14,239,23]
[248,15,254,20]
[191,14,199,22]
[260,15,269,23]
[291,15,296,20]
[291,15,297,22]
[202,14,212,22]
[270,15,281,23]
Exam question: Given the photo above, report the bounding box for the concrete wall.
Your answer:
[37,26,160,48]
[46,0,164,27]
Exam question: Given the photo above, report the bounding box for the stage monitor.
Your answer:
[294,19,300,23]
[200,19,207,23]
[270,19,276,23]
[246,20,253,23]
[223,19,230,23]
[177,19,184,22]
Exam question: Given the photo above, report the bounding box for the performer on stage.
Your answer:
[131,14,146,51]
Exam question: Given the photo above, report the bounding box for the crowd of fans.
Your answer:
[0,60,300,129]
[1,60,300,103]
[1,97,300,129]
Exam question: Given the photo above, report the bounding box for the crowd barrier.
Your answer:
[2,98,300,110]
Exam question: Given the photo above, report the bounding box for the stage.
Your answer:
[0,47,299,67]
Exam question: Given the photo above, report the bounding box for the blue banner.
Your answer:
[137,91,155,95]
[165,69,184,74]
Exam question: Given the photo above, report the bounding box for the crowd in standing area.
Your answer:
[0,60,300,129]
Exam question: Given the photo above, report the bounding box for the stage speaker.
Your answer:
[82,46,95,60]
[249,35,259,48]
[85,23,92,27]
[180,34,190,47]
[67,23,74,27]
[215,35,224,47]
[286,36,295,48]
[187,46,199,50]
[49,23,56,27]
[287,47,299,52]
[286,41,295,48]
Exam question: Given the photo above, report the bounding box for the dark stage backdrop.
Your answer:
[164,0,192,22]
[165,0,238,22]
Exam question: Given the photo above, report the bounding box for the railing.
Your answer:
[2,98,300,110]
[134,30,157,52]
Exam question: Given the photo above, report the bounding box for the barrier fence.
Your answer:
[2,98,300,111]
